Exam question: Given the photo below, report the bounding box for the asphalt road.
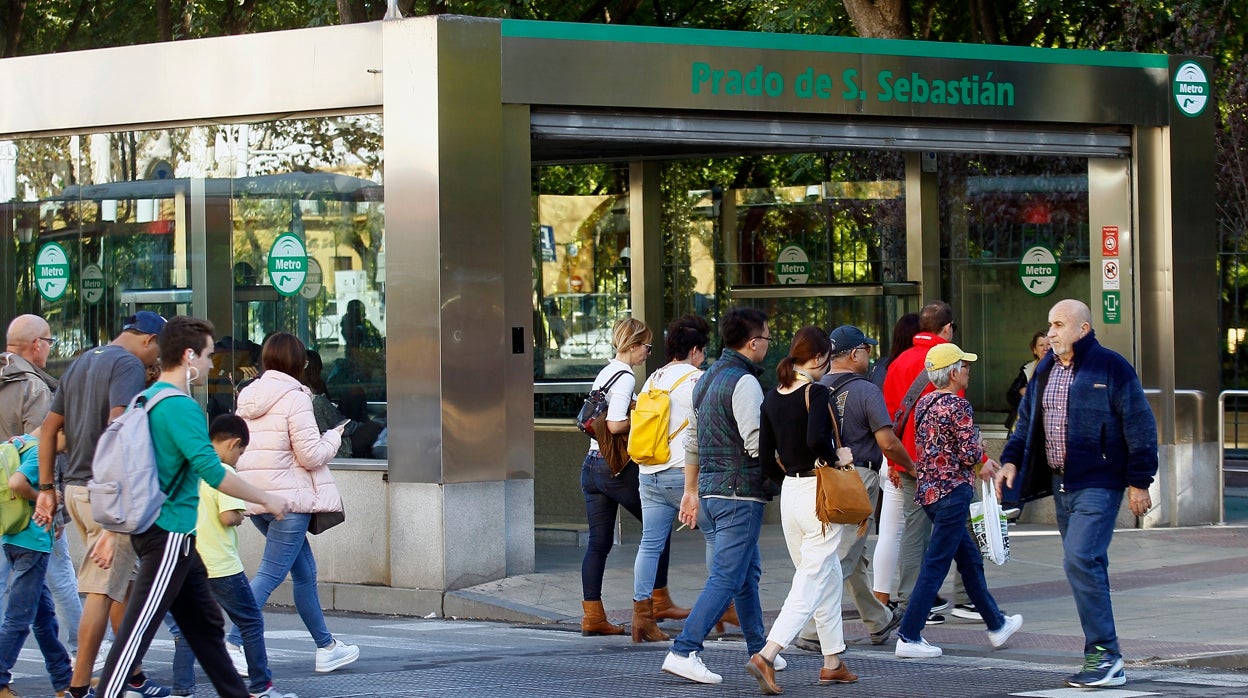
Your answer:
[10,609,1248,697]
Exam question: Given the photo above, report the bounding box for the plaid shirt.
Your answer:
[1042,360,1075,472]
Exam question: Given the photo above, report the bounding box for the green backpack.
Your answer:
[0,435,37,536]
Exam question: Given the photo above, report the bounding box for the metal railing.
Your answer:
[1215,390,1248,525]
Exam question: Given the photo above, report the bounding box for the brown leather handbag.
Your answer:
[803,385,874,534]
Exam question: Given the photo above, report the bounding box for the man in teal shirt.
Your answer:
[83,317,290,698]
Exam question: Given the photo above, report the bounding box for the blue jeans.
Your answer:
[228,512,332,649]
[0,545,71,690]
[0,533,81,654]
[633,469,694,601]
[1053,478,1123,655]
[898,484,1006,642]
[671,498,767,657]
[212,572,272,693]
[165,614,196,695]
[581,455,669,601]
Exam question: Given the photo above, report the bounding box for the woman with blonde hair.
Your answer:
[748,326,857,694]
[579,317,664,636]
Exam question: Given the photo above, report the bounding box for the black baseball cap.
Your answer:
[828,325,878,354]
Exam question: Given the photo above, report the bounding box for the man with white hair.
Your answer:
[996,298,1158,689]
[0,314,57,439]
[0,314,83,666]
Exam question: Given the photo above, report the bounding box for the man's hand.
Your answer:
[90,531,117,569]
[1127,486,1152,517]
[678,491,699,529]
[994,463,1017,502]
[33,490,58,531]
[260,493,291,521]
[887,468,902,488]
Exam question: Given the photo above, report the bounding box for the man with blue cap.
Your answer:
[37,311,171,698]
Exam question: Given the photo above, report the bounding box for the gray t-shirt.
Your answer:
[49,344,147,484]
[820,370,892,465]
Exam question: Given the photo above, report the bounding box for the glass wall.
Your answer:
[0,114,387,458]
[938,153,1091,416]
[531,152,909,408]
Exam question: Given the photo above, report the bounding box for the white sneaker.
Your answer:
[988,613,1023,648]
[251,684,299,698]
[93,639,113,673]
[895,636,943,658]
[661,650,723,684]
[773,653,786,671]
[315,638,359,673]
[227,642,249,676]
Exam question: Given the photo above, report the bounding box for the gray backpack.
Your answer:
[88,388,183,534]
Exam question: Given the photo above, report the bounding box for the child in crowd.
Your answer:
[170,416,296,698]
[0,434,73,698]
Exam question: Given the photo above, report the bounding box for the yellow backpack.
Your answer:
[627,370,695,466]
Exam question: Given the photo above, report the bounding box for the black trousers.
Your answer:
[97,526,248,698]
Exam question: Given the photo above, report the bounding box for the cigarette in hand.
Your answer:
[676,523,688,531]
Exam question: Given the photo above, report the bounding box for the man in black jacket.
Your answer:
[996,298,1157,689]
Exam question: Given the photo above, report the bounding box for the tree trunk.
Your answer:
[157,0,172,41]
[1,0,27,58]
[841,0,911,39]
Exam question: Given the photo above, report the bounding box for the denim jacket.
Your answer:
[1001,330,1158,501]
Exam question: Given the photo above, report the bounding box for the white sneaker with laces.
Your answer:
[315,638,360,673]
[895,636,943,658]
[250,684,299,698]
[227,642,248,676]
[661,650,723,684]
[988,614,1023,648]
[93,639,113,673]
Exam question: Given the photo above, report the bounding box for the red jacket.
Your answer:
[882,333,949,464]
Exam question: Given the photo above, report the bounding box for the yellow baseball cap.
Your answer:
[925,343,978,371]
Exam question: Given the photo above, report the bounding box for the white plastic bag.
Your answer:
[969,479,1010,565]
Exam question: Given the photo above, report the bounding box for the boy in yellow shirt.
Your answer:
[171,415,295,698]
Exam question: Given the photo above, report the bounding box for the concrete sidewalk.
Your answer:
[452,495,1248,671]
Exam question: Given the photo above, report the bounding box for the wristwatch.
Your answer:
[37,483,55,491]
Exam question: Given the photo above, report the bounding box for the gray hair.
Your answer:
[927,361,961,388]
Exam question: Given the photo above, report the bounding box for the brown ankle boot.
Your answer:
[581,600,625,636]
[651,587,690,620]
[631,598,671,642]
[714,601,740,633]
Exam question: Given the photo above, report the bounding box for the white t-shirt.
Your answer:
[588,359,636,452]
[635,363,702,474]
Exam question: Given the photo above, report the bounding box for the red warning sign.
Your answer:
[1102,226,1119,257]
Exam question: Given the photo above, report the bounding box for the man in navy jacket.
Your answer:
[996,298,1157,689]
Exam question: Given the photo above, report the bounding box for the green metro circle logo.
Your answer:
[1173,61,1209,117]
[267,232,308,297]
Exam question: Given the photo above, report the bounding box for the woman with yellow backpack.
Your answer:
[626,315,712,643]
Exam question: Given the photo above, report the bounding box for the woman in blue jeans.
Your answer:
[629,315,709,642]
[894,343,1023,659]
[233,332,358,673]
[580,318,663,636]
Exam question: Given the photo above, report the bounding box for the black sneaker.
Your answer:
[930,596,950,614]
[925,612,945,625]
[870,609,903,645]
[1065,646,1126,688]
[951,603,981,620]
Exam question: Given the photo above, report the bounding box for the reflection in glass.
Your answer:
[4,115,387,458]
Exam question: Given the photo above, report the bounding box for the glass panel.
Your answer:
[662,153,908,389]
[939,154,1090,418]
[4,115,386,458]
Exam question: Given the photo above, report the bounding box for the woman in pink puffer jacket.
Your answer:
[229,332,360,674]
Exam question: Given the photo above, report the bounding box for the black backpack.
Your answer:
[576,370,630,437]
